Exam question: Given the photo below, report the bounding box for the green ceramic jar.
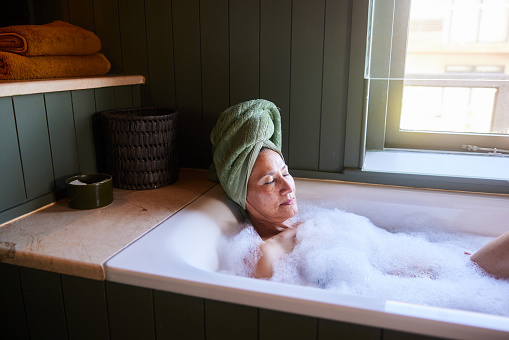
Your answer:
[66,174,113,209]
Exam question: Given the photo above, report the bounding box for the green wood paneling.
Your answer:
[114,85,134,109]
[145,0,176,108]
[24,0,360,174]
[344,0,369,168]
[93,0,123,74]
[205,299,258,340]
[3,263,451,340]
[118,0,150,105]
[19,267,68,340]
[69,0,95,32]
[319,0,351,173]
[289,0,326,171]
[106,281,156,340]
[0,97,25,211]
[259,309,318,340]
[0,83,141,222]
[45,91,80,192]
[31,0,49,24]
[95,87,117,112]
[229,0,260,105]
[1,2,30,26]
[13,94,55,199]
[61,275,109,340]
[71,89,98,174]
[260,0,292,160]
[154,290,205,340]
[172,0,203,168]
[318,319,381,340]
[93,87,116,173]
[0,193,56,225]
[45,0,70,23]
[132,84,142,107]
[200,0,230,166]
[0,263,29,340]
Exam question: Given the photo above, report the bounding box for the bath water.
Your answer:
[217,202,509,316]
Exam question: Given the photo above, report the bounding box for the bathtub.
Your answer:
[105,178,509,339]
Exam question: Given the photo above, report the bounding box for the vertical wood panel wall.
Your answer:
[0,85,140,224]
[1,262,442,340]
[32,0,353,171]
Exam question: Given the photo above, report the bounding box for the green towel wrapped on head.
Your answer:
[209,99,283,214]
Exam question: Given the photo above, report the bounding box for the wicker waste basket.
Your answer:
[99,107,179,190]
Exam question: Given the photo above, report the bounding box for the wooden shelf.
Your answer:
[0,75,145,97]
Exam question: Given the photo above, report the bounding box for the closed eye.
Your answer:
[282,164,290,176]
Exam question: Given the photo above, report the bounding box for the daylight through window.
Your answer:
[402,0,509,135]
[366,0,509,153]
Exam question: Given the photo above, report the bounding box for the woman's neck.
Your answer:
[251,218,295,240]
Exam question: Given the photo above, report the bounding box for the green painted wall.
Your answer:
[0,262,442,340]
[1,0,358,223]
[30,0,354,172]
[0,85,140,224]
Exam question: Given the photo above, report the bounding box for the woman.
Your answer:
[245,147,299,278]
[209,99,509,280]
[208,99,299,278]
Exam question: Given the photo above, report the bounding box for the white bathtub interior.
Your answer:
[105,178,509,340]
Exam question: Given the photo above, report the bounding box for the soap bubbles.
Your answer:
[217,203,509,316]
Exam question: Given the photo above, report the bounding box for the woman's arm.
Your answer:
[253,227,297,278]
[471,231,509,278]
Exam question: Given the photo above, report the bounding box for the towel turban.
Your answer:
[208,99,283,213]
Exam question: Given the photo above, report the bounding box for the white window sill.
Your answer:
[0,74,145,97]
[363,150,509,181]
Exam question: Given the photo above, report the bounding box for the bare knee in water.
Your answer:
[471,231,509,279]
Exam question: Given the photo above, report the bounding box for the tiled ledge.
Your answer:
[0,74,145,97]
[0,169,216,281]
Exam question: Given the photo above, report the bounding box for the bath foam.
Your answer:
[217,202,509,317]
[217,223,263,278]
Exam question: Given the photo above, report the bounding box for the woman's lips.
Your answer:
[281,198,296,206]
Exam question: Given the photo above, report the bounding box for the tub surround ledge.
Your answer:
[0,169,216,280]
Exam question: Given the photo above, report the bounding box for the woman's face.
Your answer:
[246,149,298,223]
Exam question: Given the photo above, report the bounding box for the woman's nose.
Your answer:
[280,176,293,195]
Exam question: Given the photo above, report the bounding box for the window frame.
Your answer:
[365,0,509,153]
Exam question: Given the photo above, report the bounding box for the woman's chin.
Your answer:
[280,203,298,219]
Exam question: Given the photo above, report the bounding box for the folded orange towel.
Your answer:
[0,52,111,80]
[0,21,101,56]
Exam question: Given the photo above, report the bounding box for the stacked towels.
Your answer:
[0,21,111,80]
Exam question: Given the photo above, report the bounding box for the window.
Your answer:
[365,0,509,154]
